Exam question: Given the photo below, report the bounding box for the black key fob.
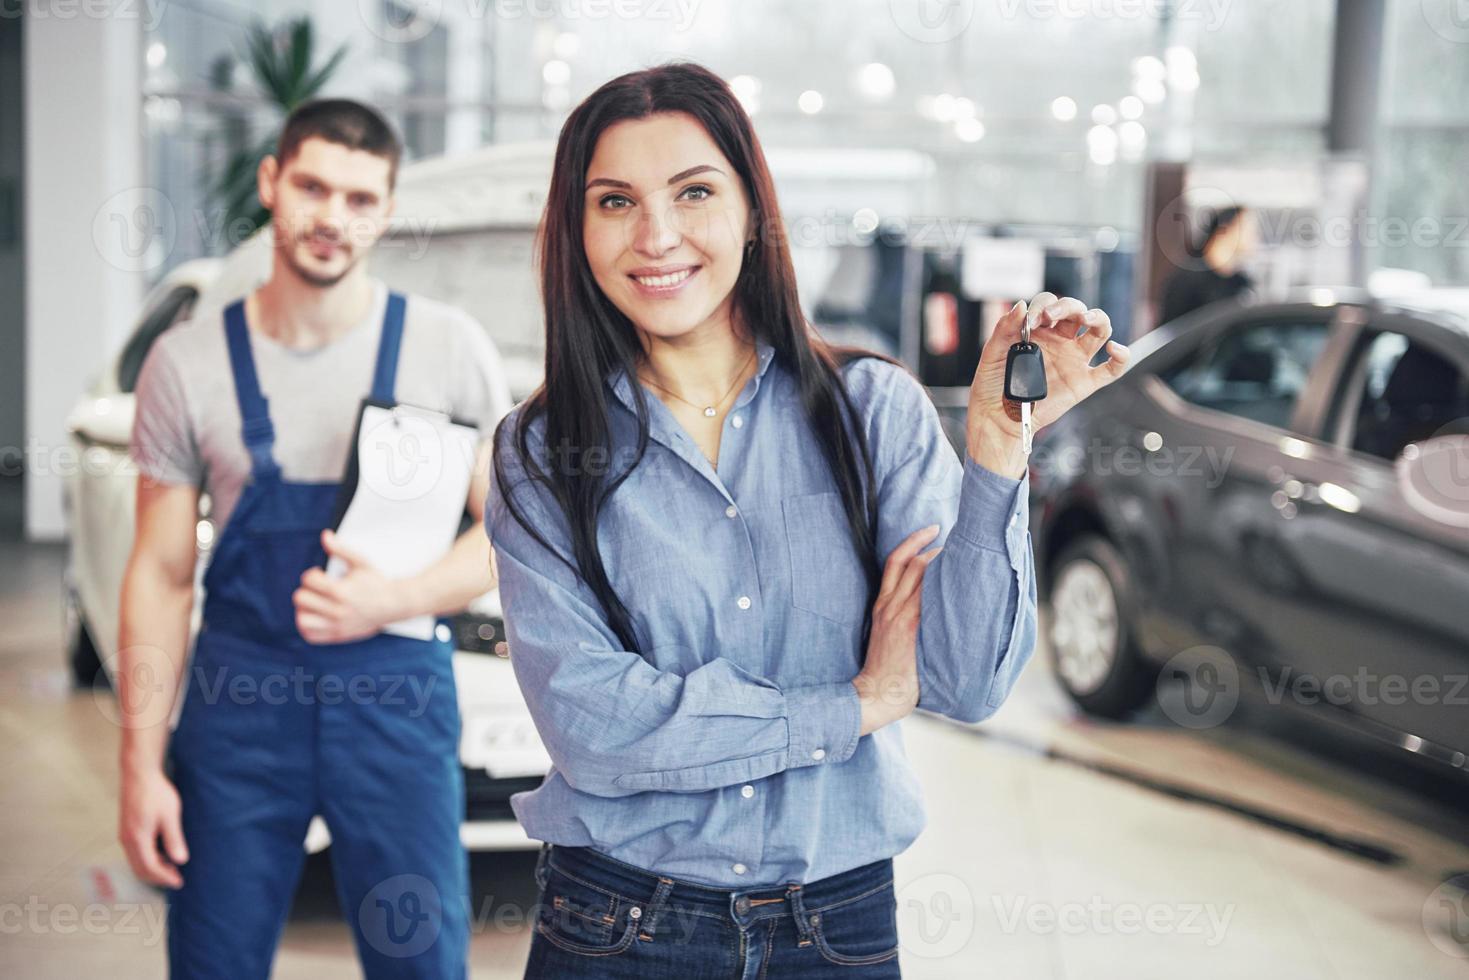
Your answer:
[1004,341,1047,402]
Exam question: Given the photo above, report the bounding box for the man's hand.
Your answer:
[293,530,412,644]
[119,765,188,889]
[852,525,943,736]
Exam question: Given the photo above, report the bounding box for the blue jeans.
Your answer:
[523,844,901,978]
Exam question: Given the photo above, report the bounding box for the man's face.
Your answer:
[259,137,395,288]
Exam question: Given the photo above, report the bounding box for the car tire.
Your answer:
[1047,535,1151,719]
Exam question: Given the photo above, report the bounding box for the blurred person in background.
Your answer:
[1159,205,1257,325]
[488,62,1130,978]
[116,99,511,979]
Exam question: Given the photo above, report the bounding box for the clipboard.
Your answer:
[329,397,481,640]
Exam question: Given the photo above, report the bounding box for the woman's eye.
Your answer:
[679,184,712,202]
[599,193,634,210]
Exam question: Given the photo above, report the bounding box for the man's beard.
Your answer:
[282,238,358,288]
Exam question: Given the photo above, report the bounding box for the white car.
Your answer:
[63,143,559,852]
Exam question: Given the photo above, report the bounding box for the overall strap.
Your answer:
[222,300,279,477]
[370,292,408,403]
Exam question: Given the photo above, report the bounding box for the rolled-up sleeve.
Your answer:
[487,419,862,797]
[873,371,1038,724]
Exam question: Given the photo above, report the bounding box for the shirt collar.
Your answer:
[607,339,778,415]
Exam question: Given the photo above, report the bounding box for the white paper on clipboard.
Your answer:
[327,402,480,640]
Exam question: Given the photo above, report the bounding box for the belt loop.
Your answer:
[636,876,676,942]
[786,883,814,947]
[533,842,551,890]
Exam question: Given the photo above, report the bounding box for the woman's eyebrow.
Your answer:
[584,164,725,193]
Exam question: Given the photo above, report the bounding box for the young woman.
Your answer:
[487,62,1129,978]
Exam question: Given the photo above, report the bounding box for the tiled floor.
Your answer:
[2,537,1467,978]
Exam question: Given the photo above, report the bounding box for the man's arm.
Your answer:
[295,437,497,643]
[117,479,200,888]
[394,435,498,614]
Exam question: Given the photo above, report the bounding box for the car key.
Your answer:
[1004,317,1047,455]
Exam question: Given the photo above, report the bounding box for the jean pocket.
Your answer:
[534,869,640,957]
[808,880,901,967]
[782,491,870,627]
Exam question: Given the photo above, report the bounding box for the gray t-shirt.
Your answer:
[131,278,514,529]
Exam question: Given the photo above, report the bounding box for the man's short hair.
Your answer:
[276,98,403,189]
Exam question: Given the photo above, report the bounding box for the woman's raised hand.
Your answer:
[852,525,943,736]
[965,292,1131,477]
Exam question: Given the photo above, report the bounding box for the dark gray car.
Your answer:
[1029,291,1469,777]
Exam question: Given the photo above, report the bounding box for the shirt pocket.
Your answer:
[781,491,869,627]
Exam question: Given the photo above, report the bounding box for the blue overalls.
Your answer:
[166,294,469,979]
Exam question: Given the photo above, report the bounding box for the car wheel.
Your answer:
[1048,535,1151,718]
[66,594,109,690]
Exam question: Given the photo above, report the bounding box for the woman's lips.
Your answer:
[628,265,701,297]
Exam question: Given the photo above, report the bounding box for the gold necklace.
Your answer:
[638,345,757,418]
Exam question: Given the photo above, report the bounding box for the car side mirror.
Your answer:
[1397,435,1469,528]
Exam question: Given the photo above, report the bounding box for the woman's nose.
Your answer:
[633,204,682,257]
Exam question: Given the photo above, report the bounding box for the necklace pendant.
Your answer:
[703,406,716,417]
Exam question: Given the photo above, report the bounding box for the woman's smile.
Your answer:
[627,263,702,297]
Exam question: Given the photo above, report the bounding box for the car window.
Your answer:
[117,285,199,393]
[1158,319,1330,431]
[1337,331,1469,461]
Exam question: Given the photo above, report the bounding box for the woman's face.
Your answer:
[582,111,752,344]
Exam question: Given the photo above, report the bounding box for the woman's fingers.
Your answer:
[877,525,941,604]
[1076,308,1113,359]
[889,546,941,612]
[1037,296,1088,331]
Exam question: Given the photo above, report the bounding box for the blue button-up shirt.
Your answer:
[486,341,1036,887]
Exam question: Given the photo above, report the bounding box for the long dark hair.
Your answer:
[493,62,898,653]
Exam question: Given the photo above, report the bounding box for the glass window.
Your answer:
[1338,332,1469,461]
[1159,319,1330,430]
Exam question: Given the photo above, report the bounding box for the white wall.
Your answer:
[23,11,144,539]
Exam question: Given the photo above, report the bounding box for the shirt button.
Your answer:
[732,863,747,875]
[811,748,826,761]
[725,504,738,519]
[1009,513,1017,528]
[741,784,754,798]
[737,596,752,610]
[731,415,744,428]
